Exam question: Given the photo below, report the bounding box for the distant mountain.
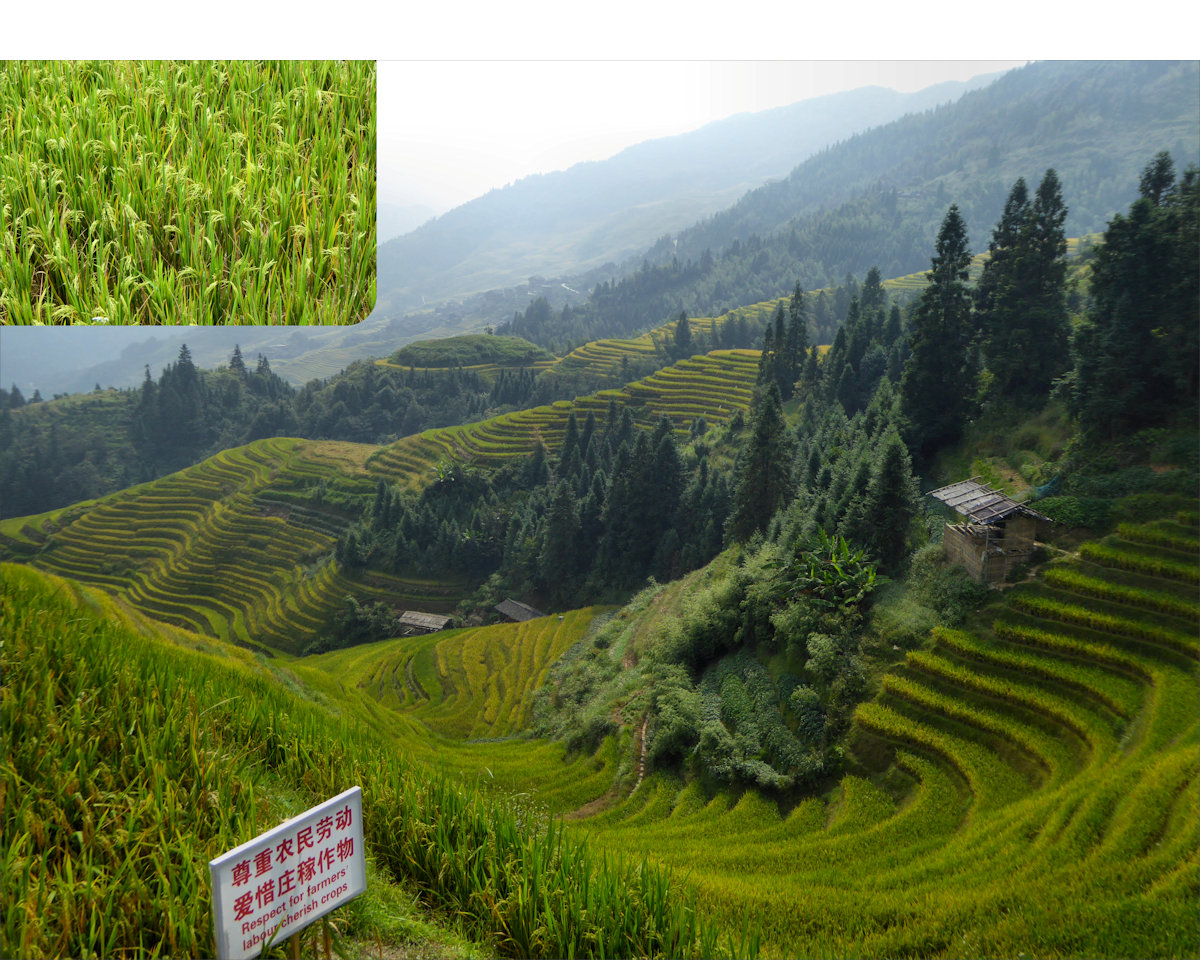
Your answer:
[412,59,1199,342]
[0,314,431,397]
[659,60,1200,265]
[378,200,438,244]
[375,74,1005,315]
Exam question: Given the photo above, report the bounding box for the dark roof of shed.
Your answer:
[928,478,1050,524]
[495,598,545,621]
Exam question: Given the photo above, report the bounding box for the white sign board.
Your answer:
[210,786,365,960]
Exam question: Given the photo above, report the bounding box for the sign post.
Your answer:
[210,786,366,960]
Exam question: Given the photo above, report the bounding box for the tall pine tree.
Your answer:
[726,383,795,543]
[976,170,1069,405]
[900,205,976,464]
[1071,153,1199,436]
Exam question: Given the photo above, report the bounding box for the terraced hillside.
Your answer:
[290,607,626,812]
[299,511,1199,957]
[0,438,454,654]
[372,314,733,388]
[0,342,763,650]
[325,607,605,738]
[366,349,759,486]
[570,513,1200,957]
[1,565,720,960]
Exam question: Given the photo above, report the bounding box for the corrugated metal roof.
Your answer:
[928,477,1050,524]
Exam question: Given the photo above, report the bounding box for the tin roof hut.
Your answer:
[929,478,1050,585]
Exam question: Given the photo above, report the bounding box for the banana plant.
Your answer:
[765,529,881,611]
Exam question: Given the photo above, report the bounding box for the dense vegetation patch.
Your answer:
[389,334,553,368]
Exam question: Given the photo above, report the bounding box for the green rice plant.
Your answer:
[992,619,1154,679]
[902,650,1103,776]
[1042,566,1199,625]
[854,701,1031,812]
[1116,521,1200,554]
[1010,593,1199,659]
[931,626,1142,721]
[1080,540,1200,584]
[1,60,375,325]
[880,673,1062,783]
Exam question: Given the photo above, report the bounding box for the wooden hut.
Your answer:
[929,478,1050,585]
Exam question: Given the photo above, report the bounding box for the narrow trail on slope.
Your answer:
[635,716,648,791]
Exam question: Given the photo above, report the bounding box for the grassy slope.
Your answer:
[388,334,554,368]
[0,565,483,959]
[4,413,1196,957]
[1,565,724,960]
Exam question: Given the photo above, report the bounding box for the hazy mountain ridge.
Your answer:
[403,60,1200,341]
[378,200,439,243]
[660,60,1200,264]
[0,313,418,396]
[375,75,1003,313]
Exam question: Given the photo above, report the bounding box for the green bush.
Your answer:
[1036,495,1112,530]
[648,665,703,764]
[871,594,940,650]
[907,543,990,625]
[1113,493,1198,524]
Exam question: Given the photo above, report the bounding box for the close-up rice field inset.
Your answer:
[0,59,376,326]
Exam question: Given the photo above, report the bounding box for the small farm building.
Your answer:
[929,478,1051,585]
[397,611,452,636]
[495,598,545,622]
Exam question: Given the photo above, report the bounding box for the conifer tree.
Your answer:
[523,438,550,487]
[559,412,580,471]
[540,481,581,606]
[1071,154,1199,435]
[859,266,886,319]
[726,383,795,543]
[229,344,247,377]
[859,428,920,572]
[758,318,777,386]
[976,170,1069,405]
[673,310,693,358]
[786,282,809,399]
[900,204,976,464]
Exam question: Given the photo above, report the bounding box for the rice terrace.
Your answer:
[0,60,376,325]
[1,59,1198,960]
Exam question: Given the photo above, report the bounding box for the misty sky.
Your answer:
[379,60,1028,214]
